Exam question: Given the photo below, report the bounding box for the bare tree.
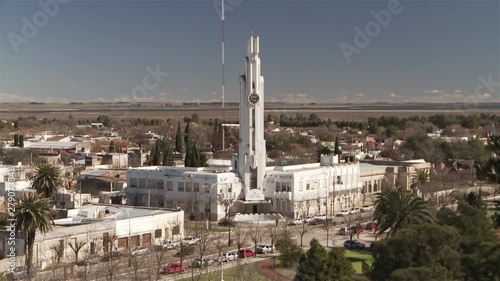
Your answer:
[213,233,227,261]
[197,226,214,260]
[68,240,86,264]
[298,221,309,247]
[249,224,265,255]
[233,225,249,253]
[265,221,280,253]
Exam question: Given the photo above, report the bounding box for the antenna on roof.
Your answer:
[251,26,254,36]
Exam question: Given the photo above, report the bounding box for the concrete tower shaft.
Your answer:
[238,36,266,198]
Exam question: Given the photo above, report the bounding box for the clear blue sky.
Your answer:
[0,0,499,103]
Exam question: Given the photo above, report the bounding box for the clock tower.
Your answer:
[238,36,266,200]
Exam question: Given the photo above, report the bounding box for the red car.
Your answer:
[162,263,188,274]
[238,249,255,258]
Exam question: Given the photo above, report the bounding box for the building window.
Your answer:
[186,182,192,192]
[228,184,232,193]
[139,178,146,188]
[178,182,184,192]
[172,225,180,235]
[337,176,341,184]
[166,181,173,191]
[194,182,200,192]
[155,229,162,238]
[306,183,310,190]
[156,180,163,190]
[130,178,138,188]
[204,185,210,193]
[299,182,303,191]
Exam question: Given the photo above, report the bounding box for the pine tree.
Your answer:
[217,123,224,150]
[109,140,115,153]
[18,135,24,148]
[162,146,174,166]
[175,122,183,153]
[334,136,341,155]
[184,122,191,163]
[193,144,202,167]
[295,239,329,281]
[151,139,161,165]
[212,119,219,151]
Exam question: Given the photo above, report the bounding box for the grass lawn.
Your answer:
[345,250,374,274]
[178,261,268,281]
[487,208,499,218]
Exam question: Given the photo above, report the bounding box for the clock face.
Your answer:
[248,92,260,105]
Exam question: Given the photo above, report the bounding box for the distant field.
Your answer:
[1,102,498,121]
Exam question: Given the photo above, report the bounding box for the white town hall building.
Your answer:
[126,36,362,221]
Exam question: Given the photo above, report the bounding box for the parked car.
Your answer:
[256,244,273,254]
[77,256,101,266]
[337,227,348,235]
[218,252,238,262]
[336,210,350,217]
[182,236,200,245]
[101,251,122,262]
[162,263,188,274]
[314,214,327,221]
[288,218,304,225]
[361,205,373,212]
[131,246,149,256]
[350,207,361,214]
[191,257,213,268]
[304,216,315,223]
[238,248,255,258]
[155,240,180,250]
[218,218,237,227]
[343,240,366,250]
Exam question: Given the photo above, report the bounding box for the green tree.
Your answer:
[411,169,430,191]
[325,247,355,281]
[175,122,182,153]
[97,115,113,127]
[15,193,55,280]
[316,144,332,162]
[162,145,174,166]
[295,239,353,281]
[109,140,116,153]
[275,237,303,268]
[19,135,24,148]
[30,163,63,198]
[150,139,162,165]
[333,136,341,155]
[463,191,486,210]
[373,188,434,238]
[212,119,219,150]
[295,239,330,281]
[371,224,462,281]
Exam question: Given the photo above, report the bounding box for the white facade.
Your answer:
[239,36,267,198]
[127,167,242,221]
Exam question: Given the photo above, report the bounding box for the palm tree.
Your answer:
[373,188,434,238]
[30,163,62,198]
[411,169,430,191]
[15,192,55,280]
